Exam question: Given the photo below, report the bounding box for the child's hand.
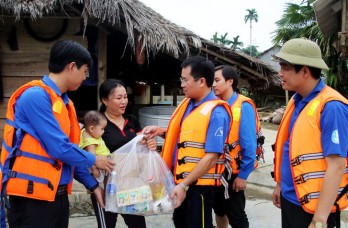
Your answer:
[92,168,101,178]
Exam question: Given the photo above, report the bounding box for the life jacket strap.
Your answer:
[295,168,348,184]
[225,141,239,151]
[300,187,348,205]
[176,172,222,180]
[2,142,61,170]
[177,141,205,149]
[291,153,324,166]
[178,156,225,166]
[220,176,229,199]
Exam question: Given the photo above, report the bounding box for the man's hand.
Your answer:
[141,137,157,151]
[93,186,105,208]
[142,126,165,139]
[233,177,247,192]
[170,184,187,208]
[272,183,281,208]
[95,155,115,174]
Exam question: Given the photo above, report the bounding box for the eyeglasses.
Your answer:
[180,77,189,85]
[180,77,200,85]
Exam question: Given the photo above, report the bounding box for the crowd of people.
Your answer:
[0,38,347,228]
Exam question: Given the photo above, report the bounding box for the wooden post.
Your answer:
[342,0,347,32]
[97,30,107,109]
[285,90,289,105]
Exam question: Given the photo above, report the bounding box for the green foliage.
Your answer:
[245,8,259,55]
[272,0,348,92]
[241,45,259,57]
[230,35,244,50]
[210,33,243,50]
[244,9,258,24]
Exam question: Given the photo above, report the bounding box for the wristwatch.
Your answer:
[179,182,189,191]
[311,219,327,228]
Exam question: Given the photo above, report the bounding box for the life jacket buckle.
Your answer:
[13,148,22,157]
[257,135,265,146]
[299,194,310,205]
[52,160,61,170]
[291,156,301,166]
[177,142,187,149]
[47,181,54,191]
[178,157,186,165]
[27,181,34,194]
[7,170,17,178]
[294,174,305,184]
[176,173,184,180]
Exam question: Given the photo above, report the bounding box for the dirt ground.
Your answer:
[260,121,280,131]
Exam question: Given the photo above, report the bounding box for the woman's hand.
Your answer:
[92,168,101,178]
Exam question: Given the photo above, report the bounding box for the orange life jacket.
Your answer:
[0,80,80,201]
[162,98,232,186]
[225,94,264,176]
[273,86,348,213]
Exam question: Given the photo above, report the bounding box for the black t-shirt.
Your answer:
[102,114,142,153]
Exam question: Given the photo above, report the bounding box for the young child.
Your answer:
[79,110,111,184]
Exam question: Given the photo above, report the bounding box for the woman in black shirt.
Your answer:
[91,79,156,228]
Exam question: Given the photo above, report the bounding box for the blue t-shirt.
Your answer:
[14,76,97,189]
[281,79,348,205]
[227,92,257,180]
[172,91,231,167]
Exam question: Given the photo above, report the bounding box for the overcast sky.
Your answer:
[140,0,303,52]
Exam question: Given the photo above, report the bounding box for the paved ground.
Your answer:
[69,126,348,227]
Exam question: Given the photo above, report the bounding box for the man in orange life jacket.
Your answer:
[0,40,115,228]
[142,56,232,228]
[212,65,258,228]
[271,38,348,228]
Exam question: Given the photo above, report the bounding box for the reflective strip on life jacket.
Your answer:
[295,168,348,184]
[300,187,348,205]
[177,156,225,166]
[291,153,324,166]
[177,141,205,149]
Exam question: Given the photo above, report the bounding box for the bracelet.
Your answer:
[89,183,99,192]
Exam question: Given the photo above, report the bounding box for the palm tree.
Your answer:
[211,32,219,43]
[244,9,258,55]
[230,35,243,51]
[210,32,232,47]
[242,45,259,57]
[272,1,346,90]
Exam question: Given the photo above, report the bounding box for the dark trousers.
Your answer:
[213,175,249,228]
[281,194,336,228]
[90,193,146,228]
[173,185,216,228]
[7,193,69,228]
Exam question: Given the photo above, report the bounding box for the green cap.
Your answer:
[272,38,329,70]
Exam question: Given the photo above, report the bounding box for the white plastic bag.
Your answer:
[105,134,175,215]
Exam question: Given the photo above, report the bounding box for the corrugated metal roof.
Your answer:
[313,0,340,38]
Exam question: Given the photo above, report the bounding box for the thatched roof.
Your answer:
[0,0,280,90]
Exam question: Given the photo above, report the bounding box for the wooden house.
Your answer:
[0,0,280,140]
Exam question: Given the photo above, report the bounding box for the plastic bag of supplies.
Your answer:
[105,134,175,215]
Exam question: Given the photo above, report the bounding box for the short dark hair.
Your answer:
[83,110,106,128]
[215,65,239,91]
[293,65,321,80]
[181,56,215,87]
[99,79,126,112]
[48,40,92,73]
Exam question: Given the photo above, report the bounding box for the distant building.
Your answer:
[257,45,281,72]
